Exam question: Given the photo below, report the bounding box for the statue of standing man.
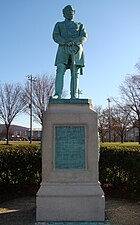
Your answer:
[52,5,87,99]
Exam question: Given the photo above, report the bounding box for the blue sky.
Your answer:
[0,0,140,128]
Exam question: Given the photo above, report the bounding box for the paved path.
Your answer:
[0,197,140,225]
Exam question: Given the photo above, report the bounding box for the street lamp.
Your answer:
[107,98,111,142]
[27,75,36,144]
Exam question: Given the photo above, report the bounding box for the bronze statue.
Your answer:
[52,5,87,99]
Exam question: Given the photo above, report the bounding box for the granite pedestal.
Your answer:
[36,99,105,222]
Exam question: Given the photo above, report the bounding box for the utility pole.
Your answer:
[27,75,36,144]
[107,98,111,142]
[78,89,83,98]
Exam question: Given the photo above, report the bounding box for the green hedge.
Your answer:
[0,144,41,194]
[0,144,140,198]
[99,146,140,196]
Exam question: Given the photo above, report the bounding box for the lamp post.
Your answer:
[27,75,36,144]
[107,98,111,142]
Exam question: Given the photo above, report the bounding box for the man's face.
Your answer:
[64,7,75,20]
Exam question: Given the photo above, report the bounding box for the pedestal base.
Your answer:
[35,222,110,225]
[36,100,105,222]
[36,183,105,222]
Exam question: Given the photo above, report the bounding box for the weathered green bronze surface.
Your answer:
[55,125,86,169]
[52,5,87,99]
[49,98,91,104]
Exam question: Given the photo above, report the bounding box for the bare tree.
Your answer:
[95,106,109,142]
[111,103,131,143]
[0,83,24,144]
[23,74,56,125]
[32,75,55,124]
[135,57,140,71]
[120,75,140,143]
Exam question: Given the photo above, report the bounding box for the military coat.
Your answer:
[53,20,87,70]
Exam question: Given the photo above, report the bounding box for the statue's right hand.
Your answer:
[67,42,74,46]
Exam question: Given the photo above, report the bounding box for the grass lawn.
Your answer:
[101,142,140,147]
[0,140,139,148]
[0,140,40,147]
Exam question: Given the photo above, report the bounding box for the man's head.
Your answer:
[63,5,75,20]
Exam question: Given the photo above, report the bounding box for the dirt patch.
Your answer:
[0,196,140,225]
[0,197,35,225]
[106,198,140,225]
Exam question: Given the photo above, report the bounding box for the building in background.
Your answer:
[0,124,42,141]
[26,128,42,141]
